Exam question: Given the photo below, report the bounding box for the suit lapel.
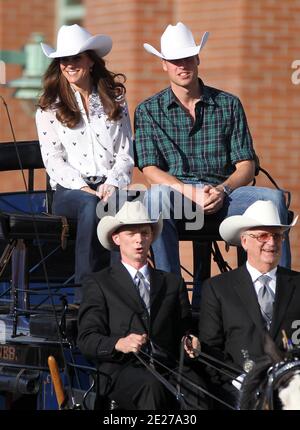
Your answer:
[110,263,148,323]
[232,265,265,333]
[149,267,166,322]
[270,267,296,337]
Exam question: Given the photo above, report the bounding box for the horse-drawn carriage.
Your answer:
[0,139,299,411]
[0,140,96,409]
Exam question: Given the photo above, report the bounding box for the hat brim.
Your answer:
[41,34,112,58]
[143,31,209,60]
[97,214,163,251]
[219,215,298,246]
[143,43,201,60]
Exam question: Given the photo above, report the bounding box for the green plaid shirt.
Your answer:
[134,80,255,185]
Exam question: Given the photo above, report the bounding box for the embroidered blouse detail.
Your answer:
[36,89,133,190]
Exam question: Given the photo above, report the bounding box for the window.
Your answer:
[56,0,85,27]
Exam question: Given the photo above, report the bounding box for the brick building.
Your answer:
[1,0,300,272]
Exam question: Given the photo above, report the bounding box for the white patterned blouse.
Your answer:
[35,89,134,190]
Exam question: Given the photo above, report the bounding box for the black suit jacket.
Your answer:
[77,263,192,379]
[199,265,300,369]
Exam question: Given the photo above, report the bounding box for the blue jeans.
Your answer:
[53,185,110,303]
[145,185,291,307]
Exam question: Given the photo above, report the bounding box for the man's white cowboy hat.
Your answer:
[144,22,209,60]
[97,201,163,251]
[219,200,298,246]
[41,24,112,59]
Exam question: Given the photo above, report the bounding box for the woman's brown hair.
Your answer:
[38,50,126,128]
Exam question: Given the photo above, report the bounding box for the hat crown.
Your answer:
[219,199,298,246]
[115,201,152,224]
[143,21,209,60]
[97,201,163,251]
[57,24,91,48]
[41,24,112,58]
[161,22,196,55]
[243,200,281,225]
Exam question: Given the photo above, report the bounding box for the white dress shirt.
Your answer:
[246,261,277,297]
[122,262,151,293]
[232,263,277,391]
[35,89,134,190]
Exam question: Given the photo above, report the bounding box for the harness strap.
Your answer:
[60,216,69,251]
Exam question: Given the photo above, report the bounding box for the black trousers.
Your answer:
[106,361,210,410]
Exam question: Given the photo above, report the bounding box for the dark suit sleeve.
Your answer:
[198,279,226,360]
[77,274,123,362]
[178,277,194,336]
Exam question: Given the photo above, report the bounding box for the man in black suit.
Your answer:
[198,200,299,405]
[77,201,207,410]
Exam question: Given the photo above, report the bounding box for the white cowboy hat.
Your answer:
[219,200,298,246]
[97,201,163,251]
[143,22,209,60]
[41,24,112,59]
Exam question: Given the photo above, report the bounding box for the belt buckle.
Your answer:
[99,175,107,184]
[85,175,107,187]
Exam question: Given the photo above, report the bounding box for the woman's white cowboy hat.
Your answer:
[219,200,298,246]
[97,201,163,251]
[41,24,112,59]
[144,22,209,60]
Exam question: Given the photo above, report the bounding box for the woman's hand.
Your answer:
[80,186,97,195]
[96,184,117,202]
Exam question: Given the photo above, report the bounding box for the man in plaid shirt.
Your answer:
[134,23,291,307]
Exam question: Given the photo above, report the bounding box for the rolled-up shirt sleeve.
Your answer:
[229,98,255,165]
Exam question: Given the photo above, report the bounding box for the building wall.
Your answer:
[239,0,300,265]
[0,0,55,192]
[0,0,55,141]
[1,0,300,270]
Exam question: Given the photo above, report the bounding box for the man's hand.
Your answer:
[180,183,207,209]
[183,334,201,358]
[115,333,147,354]
[174,183,226,215]
[203,185,225,214]
[96,184,117,202]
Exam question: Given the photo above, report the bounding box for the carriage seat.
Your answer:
[0,140,293,302]
[0,211,77,243]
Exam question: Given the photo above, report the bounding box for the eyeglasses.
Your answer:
[245,232,285,243]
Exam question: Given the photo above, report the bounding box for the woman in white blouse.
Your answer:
[36,24,134,303]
